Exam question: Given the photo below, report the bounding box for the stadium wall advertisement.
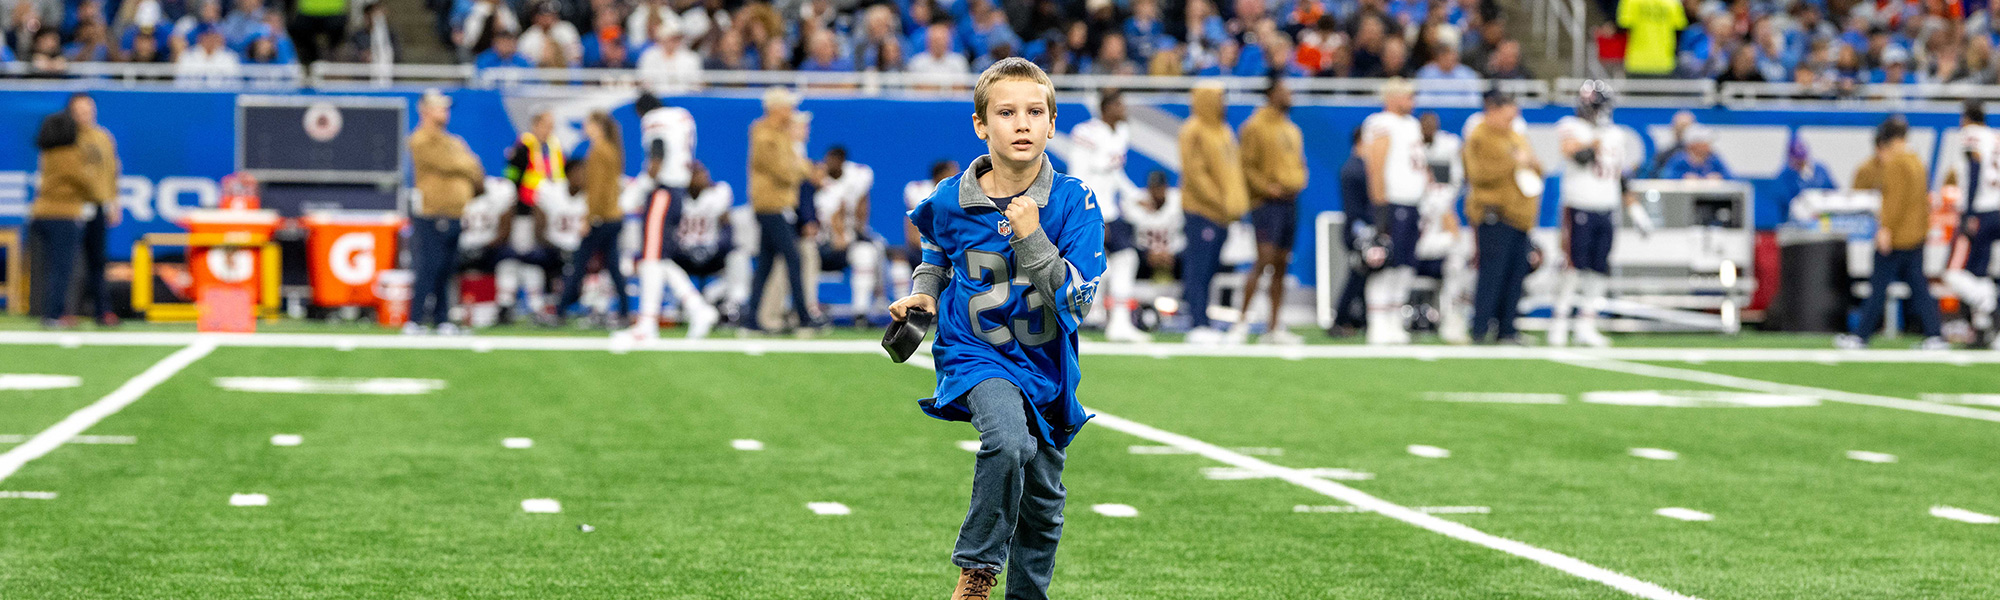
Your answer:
[0,87,1974,282]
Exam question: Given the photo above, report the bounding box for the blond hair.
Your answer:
[973,57,1057,123]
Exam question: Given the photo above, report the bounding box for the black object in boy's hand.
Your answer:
[884,308,935,363]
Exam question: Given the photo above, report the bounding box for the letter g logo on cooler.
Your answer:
[329,232,377,286]
[205,248,258,283]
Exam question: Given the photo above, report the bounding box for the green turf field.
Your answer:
[0,336,1995,599]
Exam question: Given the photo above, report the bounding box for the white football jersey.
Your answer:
[905,179,938,210]
[1067,118,1134,222]
[1123,189,1186,256]
[1424,131,1465,198]
[815,162,875,243]
[538,184,588,252]
[1362,111,1429,205]
[1556,116,1629,211]
[641,106,697,188]
[460,177,518,251]
[677,182,735,254]
[1961,124,2000,212]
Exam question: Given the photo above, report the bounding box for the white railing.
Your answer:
[1537,0,1589,79]
[0,61,304,88]
[1554,77,1718,106]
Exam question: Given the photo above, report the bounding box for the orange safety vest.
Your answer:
[519,132,567,205]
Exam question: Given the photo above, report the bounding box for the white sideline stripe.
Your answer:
[1654,508,1714,522]
[1846,450,1897,463]
[1421,392,1567,404]
[806,502,850,515]
[0,342,215,485]
[1554,356,2000,424]
[1629,448,1680,461]
[1204,467,1374,481]
[270,434,303,447]
[1920,394,2000,407]
[229,493,269,507]
[900,354,1697,599]
[0,374,82,390]
[0,434,134,445]
[1579,390,1820,408]
[1407,444,1452,458]
[731,439,764,451]
[1131,444,1284,456]
[0,331,1995,364]
[1929,506,2000,524]
[0,491,57,499]
[521,498,562,513]
[502,437,534,449]
[213,377,446,395]
[1091,503,1139,517]
[1296,505,1491,514]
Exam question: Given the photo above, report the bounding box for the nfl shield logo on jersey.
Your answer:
[997,219,1013,237]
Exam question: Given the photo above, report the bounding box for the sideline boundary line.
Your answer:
[1553,355,2000,424]
[0,331,1994,364]
[903,354,1700,600]
[0,342,216,484]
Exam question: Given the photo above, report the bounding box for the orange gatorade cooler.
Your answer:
[179,209,281,332]
[374,269,414,327]
[220,173,261,210]
[303,211,405,308]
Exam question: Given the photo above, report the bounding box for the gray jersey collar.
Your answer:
[958,154,1053,210]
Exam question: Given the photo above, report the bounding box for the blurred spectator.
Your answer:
[1146,41,1183,74]
[473,28,531,69]
[342,1,397,65]
[966,0,1019,60]
[1124,0,1169,60]
[702,28,745,69]
[851,4,899,70]
[1194,38,1243,75]
[125,26,164,62]
[1295,15,1342,74]
[1676,13,1731,78]
[1262,34,1309,76]
[1643,110,1695,178]
[1185,0,1228,54]
[28,28,66,76]
[972,36,1013,71]
[637,20,701,92]
[288,0,344,65]
[219,0,266,50]
[172,0,222,56]
[1460,7,1504,68]
[175,26,241,85]
[1773,136,1836,221]
[117,0,171,60]
[758,37,790,70]
[1873,46,1916,83]
[1660,126,1733,180]
[1716,45,1766,82]
[243,28,285,63]
[1619,0,1685,77]
[518,2,581,68]
[798,27,852,71]
[626,0,676,50]
[1369,35,1409,77]
[578,9,619,66]
[66,19,113,62]
[1349,14,1385,75]
[1415,40,1476,79]
[457,0,518,59]
[7,2,47,59]
[1084,30,1137,74]
[1485,40,1529,78]
[907,22,968,76]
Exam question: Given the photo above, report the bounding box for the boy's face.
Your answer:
[975,79,1055,166]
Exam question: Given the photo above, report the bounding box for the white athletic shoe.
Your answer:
[401,322,428,336]
[1546,320,1570,348]
[1104,320,1153,343]
[1833,334,1865,350]
[435,322,463,336]
[1185,326,1225,346]
[1574,324,1611,348]
[1917,336,1952,351]
[1259,328,1305,346]
[1223,322,1252,346]
[686,304,720,340]
[616,322,660,343]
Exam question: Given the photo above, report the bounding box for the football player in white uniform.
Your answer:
[1949,100,2000,348]
[891,160,959,300]
[811,146,886,324]
[1127,171,1186,279]
[1359,78,1430,345]
[622,92,720,340]
[1416,112,1472,345]
[1549,80,1651,347]
[1068,89,1151,342]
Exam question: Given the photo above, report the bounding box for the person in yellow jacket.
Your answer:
[407,89,487,335]
[27,107,105,328]
[743,86,824,333]
[1233,77,1309,345]
[1838,116,1948,350]
[70,93,122,327]
[1177,80,1249,344]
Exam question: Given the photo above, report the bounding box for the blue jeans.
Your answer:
[1854,247,1942,340]
[1472,223,1531,342]
[1181,214,1227,329]
[410,216,462,327]
[744,212,812,330]
[29,218,82,321]
[953,379,1066,599]
[559,221,629,317]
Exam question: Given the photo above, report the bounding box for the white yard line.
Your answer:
[1553,356,2000,424]
[904,353,1699,600]
[0,342,215,485]
[0,331,1993,364]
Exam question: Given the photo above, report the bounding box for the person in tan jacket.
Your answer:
[28,109,94,327]
[1234,78,1309,344]
[557,110,631,327]
[1839,116,1946,349]
[407,89,486,334]
[1177,81,1249,342]
[70,94,122,326]
[743,86,823,332]
[1462,90,1541,345]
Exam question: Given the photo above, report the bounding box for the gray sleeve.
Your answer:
[912,263,949,299]
[1009,228,1070,310]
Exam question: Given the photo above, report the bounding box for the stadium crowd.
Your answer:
[1611,0,2000,94]
[2,0,1535,85]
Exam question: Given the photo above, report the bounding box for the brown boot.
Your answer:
[951,567,998,600]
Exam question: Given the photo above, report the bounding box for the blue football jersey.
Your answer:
[908,156,1106,448]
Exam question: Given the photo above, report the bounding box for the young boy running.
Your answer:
[888,58,1106,599]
